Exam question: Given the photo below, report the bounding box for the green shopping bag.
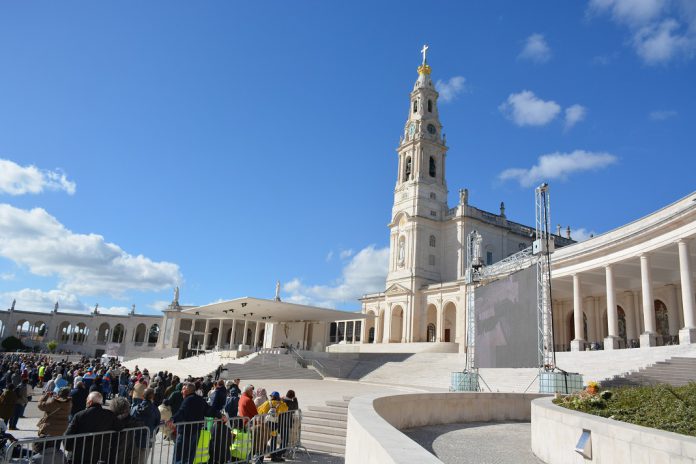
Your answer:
[193,418,214,464]
[230,428,252,459]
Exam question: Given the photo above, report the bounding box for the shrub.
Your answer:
[555,383,696,437]
[1,336,26,351]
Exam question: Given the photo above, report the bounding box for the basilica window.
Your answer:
[429,156,436,177]
[398,236,406,265]
[429,235,436,247]
[429,192,436,200]
[429,254,436,266]
[428,99,432,112]
[413,100,418,113]
[404,157,412,182]
[486,251,493,265]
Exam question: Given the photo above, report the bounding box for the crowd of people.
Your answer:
[0,353,300,464]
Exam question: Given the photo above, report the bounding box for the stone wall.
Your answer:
[531,396,696,463]
[345,392,546,464]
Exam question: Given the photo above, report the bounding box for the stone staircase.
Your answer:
[601,356,696,388]
[300,396,351,455]
[221,353,323,381]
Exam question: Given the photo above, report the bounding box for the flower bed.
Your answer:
[554,382,696,437]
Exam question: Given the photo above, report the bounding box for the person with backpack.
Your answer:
[131,388,161,464]
[257,392,289,462]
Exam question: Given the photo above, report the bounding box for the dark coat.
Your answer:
[70,386,88,416]
[130,400,161,447]
[209,386,227,412]
[114,416,145,464]
[0,389,17,422]
[65,404,120,464]
[171,394,221,423]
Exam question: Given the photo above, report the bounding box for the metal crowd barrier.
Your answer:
[2,425,152,464]
[3,411,308,464]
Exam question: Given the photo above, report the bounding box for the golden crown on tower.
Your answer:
[417,64,432,75]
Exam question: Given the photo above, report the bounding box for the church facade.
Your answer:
[358,52,572,353]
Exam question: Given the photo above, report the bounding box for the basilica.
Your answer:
[3,49,695,360]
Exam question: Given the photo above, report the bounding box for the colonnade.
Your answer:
[568,239,696,350]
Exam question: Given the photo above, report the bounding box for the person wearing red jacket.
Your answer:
[237,385,257,424]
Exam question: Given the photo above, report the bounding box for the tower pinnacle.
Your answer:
[418,44,432,75]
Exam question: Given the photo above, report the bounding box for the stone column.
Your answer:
[640,254,657,347]
[605,265,620,349]
[678,239,696,343]
[633,291,642,336]
[665,284,680,337]
[571,274,585,351]
[188,319,194,349]
[229,319,237,349]
[216,319,224,349]
[383,307,392,343]
[585,297,596,345]
[242,320,249,347]
[374,313,381,344]
[203,319,211,349]
[253,321,261,349]
[436,305,443,342]
[623,291,637,344]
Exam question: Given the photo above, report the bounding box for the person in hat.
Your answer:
[37,387,72,438]
[257,391,289,462]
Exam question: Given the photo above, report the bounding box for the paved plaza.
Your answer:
[403,421,543,464]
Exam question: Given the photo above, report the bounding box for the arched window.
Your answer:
[412,100,418,113]
[148,324,160,344]
[429,235,436,247]
[429,156,436,177]
[404,157,412,181]
[428,99,432,112]
[398,236,406,264]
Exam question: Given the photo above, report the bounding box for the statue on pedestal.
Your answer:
[274,281,281,302]
[9,299,15,312]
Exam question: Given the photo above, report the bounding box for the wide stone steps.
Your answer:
[602,356,696,388]
[300,396,351,456]
[220,354,323,381]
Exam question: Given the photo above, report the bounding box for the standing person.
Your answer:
[257,392,289,462]
[131,387,161,464]
[229,378,242,397]
[0,384,18,426]
[69,381,88,421]
[168,382,226,464]
[9,379,28,430]
[38,364,46,387]
[132,377,147,406]
[237,385,257,424]
[209,380,227,413]
[253,388,268,408]
[37,387,72,439]
[64,392,119,464]
[110,397,145,464]
[163,382,184,415]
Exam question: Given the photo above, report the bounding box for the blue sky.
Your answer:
[1,1,695,315]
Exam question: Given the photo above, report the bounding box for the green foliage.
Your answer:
[555,383,696,437]
[46,340,58,353]
[1,336,26,351]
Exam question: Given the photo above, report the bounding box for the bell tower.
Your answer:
[387,45,449,287]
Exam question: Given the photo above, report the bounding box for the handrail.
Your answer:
[287,347,342,378]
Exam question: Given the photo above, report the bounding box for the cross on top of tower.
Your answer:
[421,44,429,65]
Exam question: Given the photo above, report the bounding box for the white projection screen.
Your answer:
[474,266,539,368]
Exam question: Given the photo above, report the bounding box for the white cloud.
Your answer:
[0,159,76,196]
[519,34,552,63]
[283,245,389,308]
[499,150,618,187]
[589,0,696,64]
[339,249,354,259]
[590,0,667,25]
[0,288,133,315]
[325,251,334,262]
[499,91,561,126]
[435,76,466,103]
[1,288,88,313]
[0,273,14,281]
[148,300,172,312]
[650,109,678,120]
[0,203,182,297]
[564,104,587,130]
[570,228,596,242]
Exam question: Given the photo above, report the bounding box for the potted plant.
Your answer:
[586,380,600,395]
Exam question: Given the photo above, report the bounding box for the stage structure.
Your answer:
[451,183,583,393]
